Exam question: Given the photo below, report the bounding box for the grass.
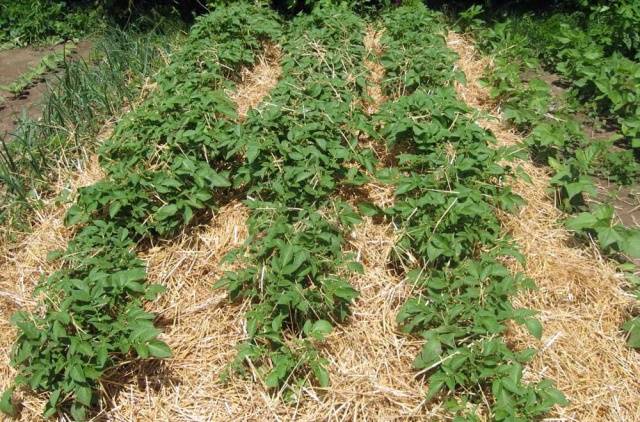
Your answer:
[0,23,183,240]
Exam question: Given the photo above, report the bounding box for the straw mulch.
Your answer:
[447,32,640,421]
[228,44,282,121]
[0,154,105,419]
[363,26,386,115]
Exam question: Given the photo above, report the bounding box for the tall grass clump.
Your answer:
[0,24,182,239]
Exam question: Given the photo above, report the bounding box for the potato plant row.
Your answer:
[215,4,375,393]
[2,4,283,419]
[374,5,567,420]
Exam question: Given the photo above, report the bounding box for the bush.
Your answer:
[0,1,101,48]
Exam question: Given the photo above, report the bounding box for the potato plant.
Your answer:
[375,4,566,420]
[2,4,283,419]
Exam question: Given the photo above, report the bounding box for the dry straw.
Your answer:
[228,44,282,121]
[447,32,640,421]
[363,26,387,115]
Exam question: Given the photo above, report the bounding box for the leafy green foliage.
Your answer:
[0,1,100,49]
[380,4,461,95]
[9,222,167,419]
[473,9,640,227]
[398,260,566,420]
[575,0,640,60]
[475,10,640,185]
[547,156,596,213]
[566,205,640,258]
[550,24,640,157]
[219,209,359,337]
[3,4,282,418]
[623,317,640,348]
[218,207,359,392]
[375,4,565,420]
[0,388,16,417]
[2,2,590,419]
[69,4,283,238]
[4,1,374,415]
[620,269,640,348]
[379,90,516,267]
[270,0,391,15]
[0,26,180,237]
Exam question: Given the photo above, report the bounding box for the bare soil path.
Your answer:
[523,68,640,230]
[0,41,92,138]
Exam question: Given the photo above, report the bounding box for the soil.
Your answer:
[523,67,640,231]
[522,68,567,98]
[0,40,92,139]
[522,68,619,140]
[0,46,58,87]
[594,181,640,227]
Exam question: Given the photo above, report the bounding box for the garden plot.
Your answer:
[0,3,638,421]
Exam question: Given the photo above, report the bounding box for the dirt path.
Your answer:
[0,46,60,87]
[0,41,92,138]
[524,67,640,229]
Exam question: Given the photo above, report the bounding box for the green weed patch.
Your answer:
[0,1,100,49]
